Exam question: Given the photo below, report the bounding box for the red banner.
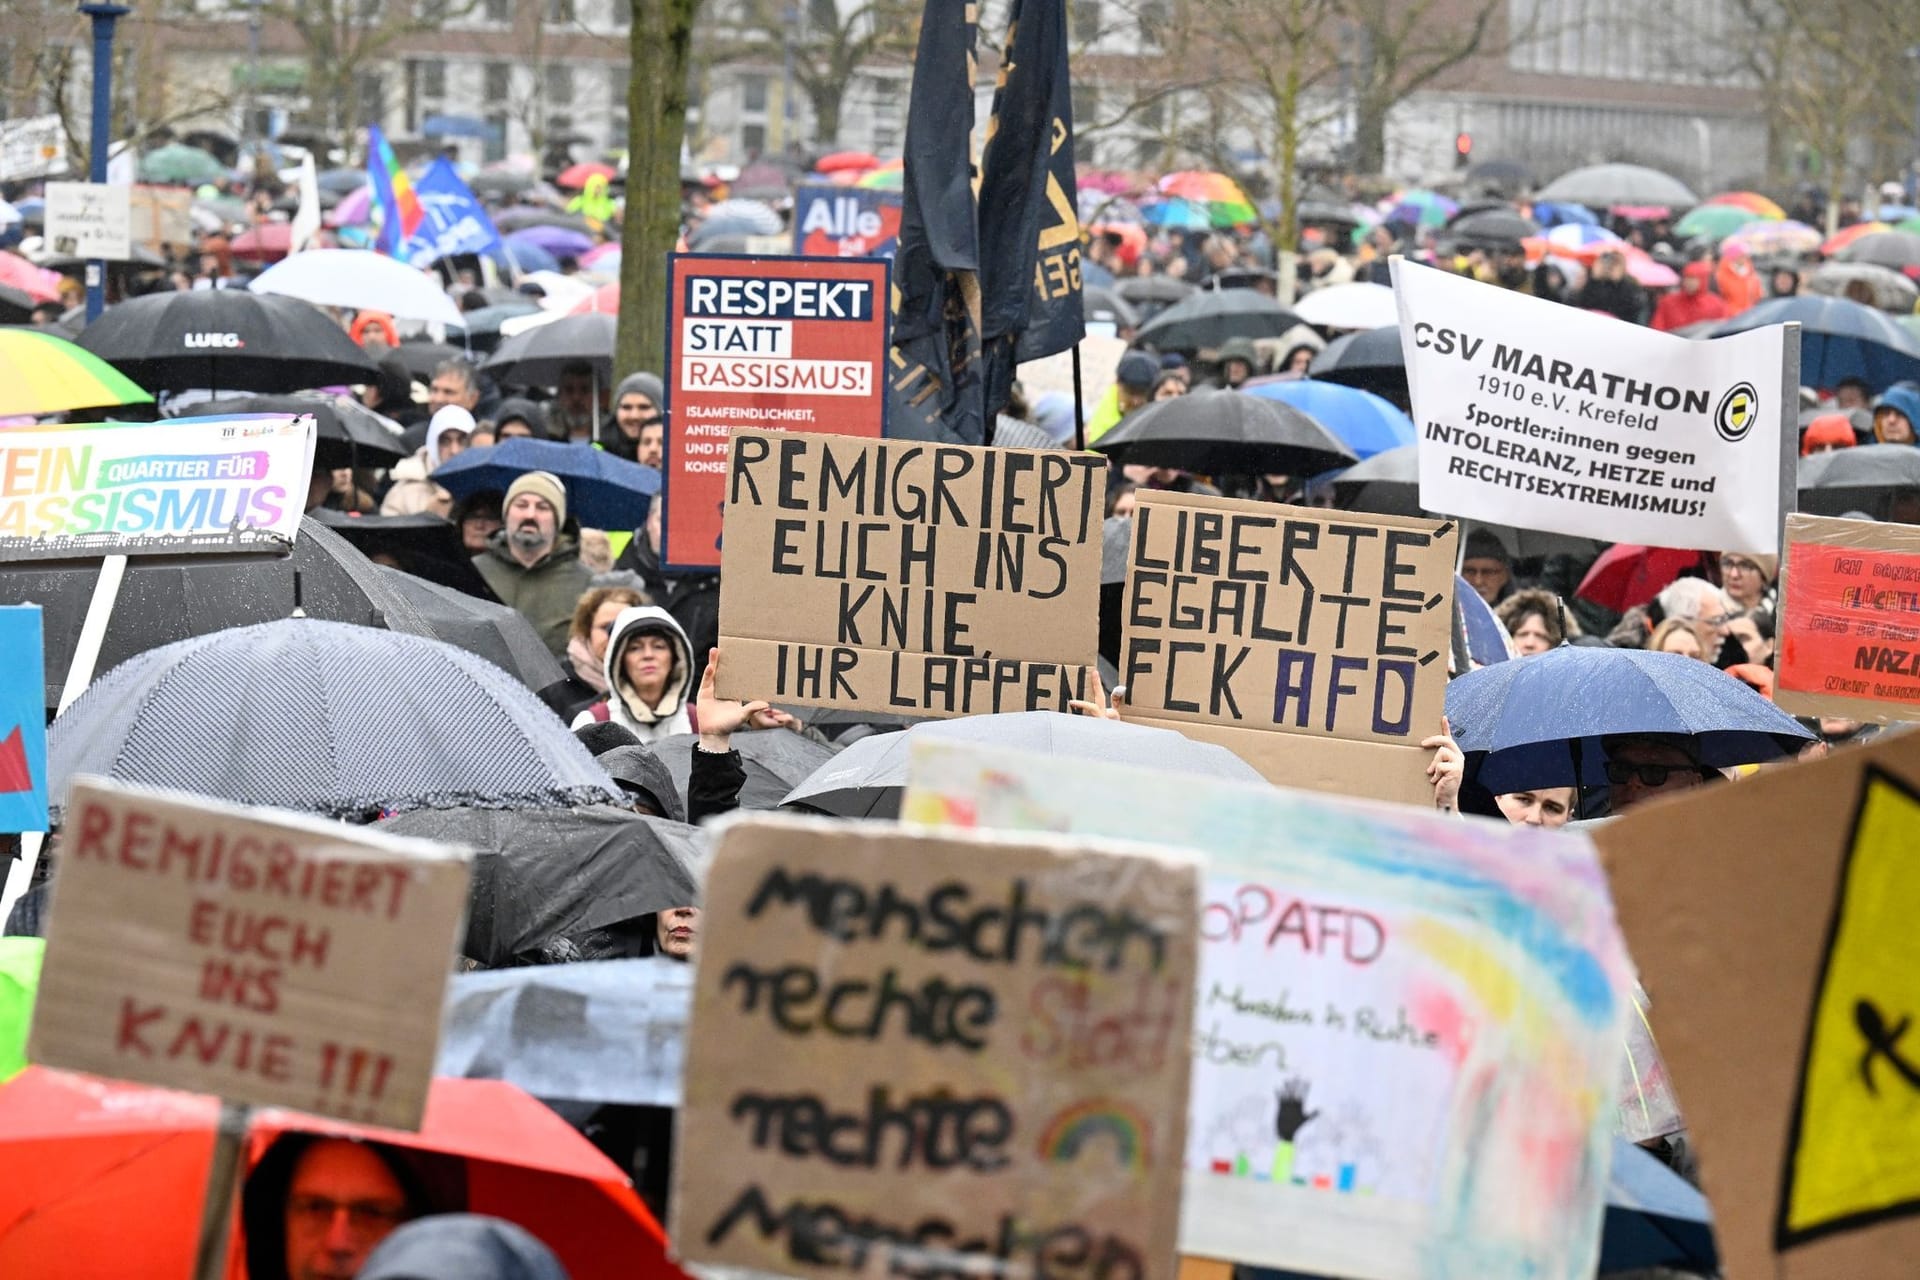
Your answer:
[661,253,889,572]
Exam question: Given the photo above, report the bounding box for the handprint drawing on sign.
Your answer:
[1271,1077,1318,1183]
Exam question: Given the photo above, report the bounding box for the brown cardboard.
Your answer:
[1119,492,1456,803]
[1775,513,1920,724]
[718,429,1106,716]
[1595,732,1920,1279]
[1122,713,1438,808]
[29,777,470,1131]
[128,184,192,251]
[671,813,1200,1280]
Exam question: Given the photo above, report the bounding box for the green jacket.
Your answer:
[473,531,594,657]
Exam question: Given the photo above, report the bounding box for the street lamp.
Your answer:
[78,2,130,325]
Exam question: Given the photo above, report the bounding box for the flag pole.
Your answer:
[1071,343,1085,450]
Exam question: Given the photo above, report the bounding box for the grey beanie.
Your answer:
[614,371,664,407]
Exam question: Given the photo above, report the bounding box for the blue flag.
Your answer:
[402,158,506,266]
[0,607,48,834]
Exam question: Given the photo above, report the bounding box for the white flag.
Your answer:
[289,152,321,253]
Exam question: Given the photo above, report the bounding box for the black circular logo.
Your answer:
[1715,382,1759,443]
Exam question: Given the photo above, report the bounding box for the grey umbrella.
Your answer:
[1797,442,1920,518]
[436,959,692,1106]
[1093,387,1357,475]
[649,729,836,811]
[483,312,615,386]
[1134,289,1306,353]
[1534,163,1698,210]
[783,710,1266,818]
[1331,445,1601,558]
[381,805,704,965]
[48,618,621,819]
[1807,261,1919,313]
[375,567,566,692]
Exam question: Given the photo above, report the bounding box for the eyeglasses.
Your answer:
[1697,612,1733,628]
[1719,558,1759,574]
[1605,761,1696,787]
[287,1195,409,1234]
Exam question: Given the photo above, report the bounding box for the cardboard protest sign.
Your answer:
[662,253,890,572]
[1394,257,1789,554]
[903,739,1634,1280]
[0,606,47,833]
[717,429,1106,716]
[1776,513,1920,723]
[1596,731,1920,1278]
[0,415,316,561]
[673,813,1199,1280]
[1118,491,1456,805]
[30,778,470,1130]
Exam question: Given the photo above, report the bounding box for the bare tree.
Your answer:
[1343,0,1505,174]
[701,0,919,152]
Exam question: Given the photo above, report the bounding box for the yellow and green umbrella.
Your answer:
[0,328,151,417]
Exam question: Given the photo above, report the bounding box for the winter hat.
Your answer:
[1219,336,1259,367]
[1800,413,1859,455]
[1116,351,1159,392]
[1874,385,1920,441]
[614,371,665,407]
[357,1215,569,1280]
[1462,528,1511,564]
[598,744,686,822]
[425,405,476,471]
[575,721,640,755]
[492,396,548,435]
[504,470,567,526]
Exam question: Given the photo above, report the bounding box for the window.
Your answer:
[484,0,510,21]
[1069,0,1099,44]
[356,70,387,124]
[484,61,513,101]
[1137,94,1164,132]
[418,58,446,99]
[1070,81,1098,130]
[546,0,574,22]
[484,112,509,162]
[608,64,630,106]
[545,63,574,105]
[415,0,448,23]
[1136,0,1167,39]
[741,123,766,156]
[549,113,575,140]
[741,73,769,113]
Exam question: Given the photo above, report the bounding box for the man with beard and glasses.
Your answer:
[472,471,593,657]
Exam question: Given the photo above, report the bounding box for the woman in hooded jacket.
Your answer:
[570,605,696,741]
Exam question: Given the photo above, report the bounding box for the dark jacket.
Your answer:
[688,746,747,825]
[1572,275,1646,325]
[473,531,595,657]
[357,1214,570,1280]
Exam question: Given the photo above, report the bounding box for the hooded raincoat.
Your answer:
[570,605,695,742]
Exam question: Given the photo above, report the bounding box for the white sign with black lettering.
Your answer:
[1394,258,1789,554]
[46,181,132,261]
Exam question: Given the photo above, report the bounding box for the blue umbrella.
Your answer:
[483,239,560,275]
[432,437,659,531]
[1241,378,1416,459]
[1710,295,1920,392]
[1454,573,1509,668]
[1445,645,1813,792]
[1531,200,1599,228]
[1601,1137,1717,1274]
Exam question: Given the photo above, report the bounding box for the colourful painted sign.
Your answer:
[0,414,315,561]
[904,739,1633,1280]
[0,606,47,833]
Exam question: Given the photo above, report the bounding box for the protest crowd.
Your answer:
[6,3,1920,1280]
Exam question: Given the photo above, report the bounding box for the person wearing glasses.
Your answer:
[242,1134,440,1280]
[1652,577,1736,664]
[1602,734,1719,811]
[1716,551,1776,612]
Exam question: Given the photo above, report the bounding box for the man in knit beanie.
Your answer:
[472,469,593,656]
[602,371,665,465]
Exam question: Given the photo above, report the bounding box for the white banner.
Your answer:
[1393,258,1789,554]
[0,114,67,182]
[0,414,317,561]
[46,181,132,261]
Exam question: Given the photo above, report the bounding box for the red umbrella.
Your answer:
[1574,544,1712,612]
[813,149,879,174]
[0,1067,687,1280]
[231,223,293,262]
[569,280,619,315]
[557,162,617,190]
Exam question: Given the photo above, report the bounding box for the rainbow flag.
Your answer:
[366,124,424,256]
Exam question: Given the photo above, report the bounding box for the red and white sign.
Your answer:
[662,253,888,572]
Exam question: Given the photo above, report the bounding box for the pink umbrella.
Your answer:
[579,242,621,269]
[1622,247,1678,288]
[569,280,619,315]
[326,184,373,228]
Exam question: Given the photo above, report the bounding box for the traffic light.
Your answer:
[1454,132,1472,169]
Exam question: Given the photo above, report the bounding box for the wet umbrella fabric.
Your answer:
[47,617,621,818]
[375,566,566,691]
[648,729,836,811]
[1574,545,1713,613]
[76,289,380,394]
[1445,644,1813,793]
[1093,387,1356,475]
[1710,296,1920,392]
[202,392,408,465]
[437,959,691,1106]
[1307,325,1409,405]
[1241,378,1416,459]
[0,517,446,709]
[380,805,704,966]
[307,509,500,598]
[1535,163,1699,209]
[1133,289,1305,352]
[483,312,616,385]
[433,437,660,531]
[1797,442,1920,517]
[784,711,1267,818]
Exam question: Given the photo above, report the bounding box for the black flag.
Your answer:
[976,0,1082,418]
[890,0,985,445]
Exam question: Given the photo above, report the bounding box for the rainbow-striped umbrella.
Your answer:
[1156,171,1257,226]
[0,329,150,417]
[855,160,903,190]
[1723,220,1823,257]
[1823,222,1890,256]
[1703,190,1785,220]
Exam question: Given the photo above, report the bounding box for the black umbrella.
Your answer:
[375,566,566,692]
[0,516,457,710]
[1443,207,1540,249]
[1113,276,1197,324]
[483,312,615,387]
[308,510,499,599]
[379,805,704,967]
[76,290,380,394]
[649,729,836,811]
[1308,325,1409,407]
[393,339,464,383]
[1093,387,1356,474]
[1836,230,1920,273]
[201,392,408,465]
[47,617,620,818]
[0,283,39,323]
[1797,443,1920,518]
[1084,285,1140,329]
[1331,441,1419,514]
[1297,201,1364,228]
[1134,288,1306,353]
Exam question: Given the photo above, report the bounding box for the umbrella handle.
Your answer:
[192,1099,254,1280]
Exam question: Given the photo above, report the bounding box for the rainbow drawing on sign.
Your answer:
[1037,1099,1151,1174]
